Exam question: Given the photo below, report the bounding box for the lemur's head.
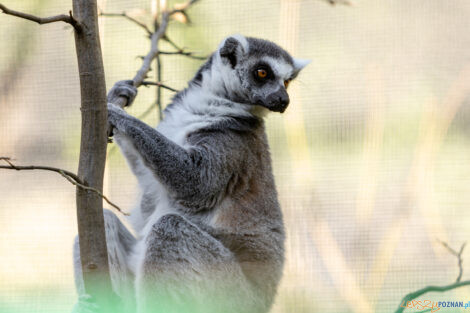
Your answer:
[193,35,309,113]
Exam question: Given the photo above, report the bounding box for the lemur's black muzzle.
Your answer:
[254,89,290,113]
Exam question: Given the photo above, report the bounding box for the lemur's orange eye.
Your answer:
[257,69,268,78]
[284,80,291,89]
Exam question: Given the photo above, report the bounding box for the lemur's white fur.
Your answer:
[262,56,293,80]
[293,58,311,72]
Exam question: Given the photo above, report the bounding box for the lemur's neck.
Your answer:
[169,85,253,119]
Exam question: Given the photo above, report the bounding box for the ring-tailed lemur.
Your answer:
[73,35,308,313]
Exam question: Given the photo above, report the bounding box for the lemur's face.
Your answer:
[217,35,309,113]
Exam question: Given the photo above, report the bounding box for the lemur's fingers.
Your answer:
[107,80,138,107]
[107,124,115,140]
[107,103,129,137]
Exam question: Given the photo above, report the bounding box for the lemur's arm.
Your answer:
[108,104,242,209]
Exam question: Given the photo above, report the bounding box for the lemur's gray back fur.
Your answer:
[73,34,308,313]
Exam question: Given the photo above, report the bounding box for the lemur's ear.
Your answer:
[219,35,248,68]
[293,58,311,75]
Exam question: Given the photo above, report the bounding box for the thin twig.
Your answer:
[1,157,81,182]
[0,157,128,216]
[59,171,126,216]
[437,240,467,282]
[98,10,152,35]
[159,50,207,60]
[156,53,163,120]
[141,81,178,92]
[162,37,207,60]
[172,0,200,12]
[163,36,184,52]
[154,17,163,121]
[0,4,81,30]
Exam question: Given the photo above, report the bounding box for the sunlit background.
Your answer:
[2,0,470,312]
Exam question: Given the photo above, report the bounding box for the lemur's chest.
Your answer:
[156,108,211,147]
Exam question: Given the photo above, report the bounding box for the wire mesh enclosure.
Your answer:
[1,0,470,312]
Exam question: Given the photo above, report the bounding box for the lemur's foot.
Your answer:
[107,80,138,107]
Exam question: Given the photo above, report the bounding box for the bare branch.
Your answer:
[162,37,207,60]
[98,10,152,35]
[155,28,163,121]
[0,157,128,216]
[131,12,170,88]
[159,50,208,60]
[1,157,81,182]
[437,240,467,282]
[172,0,200,12]
[141,81,178,92]
[109,0,199,108]
[163,36,184,51]
[0,4,81,30]
[59,171,127,216]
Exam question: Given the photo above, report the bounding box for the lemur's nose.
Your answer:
[279,93,290,106]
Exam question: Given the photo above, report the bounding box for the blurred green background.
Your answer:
[1,0,470,312]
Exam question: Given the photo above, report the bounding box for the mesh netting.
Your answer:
[1,0,470,312]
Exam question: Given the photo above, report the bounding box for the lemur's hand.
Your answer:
[107,80,138,107]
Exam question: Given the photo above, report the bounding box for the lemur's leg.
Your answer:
[135,214,256,313]
[73,210,137,313]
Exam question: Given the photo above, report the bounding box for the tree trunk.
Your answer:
[72,0,115,311]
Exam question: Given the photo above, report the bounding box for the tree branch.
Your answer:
[0,157,128,216]
[437,240,466,283]
[156,53,163,119]
[159,50,207,60]
[172,0,200,12]
[71,1,119,307]
[163,35,184,52]
[0,4,81,30]
[98,10,152,35]
[141,81,178,92]
[111,0,199,108]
